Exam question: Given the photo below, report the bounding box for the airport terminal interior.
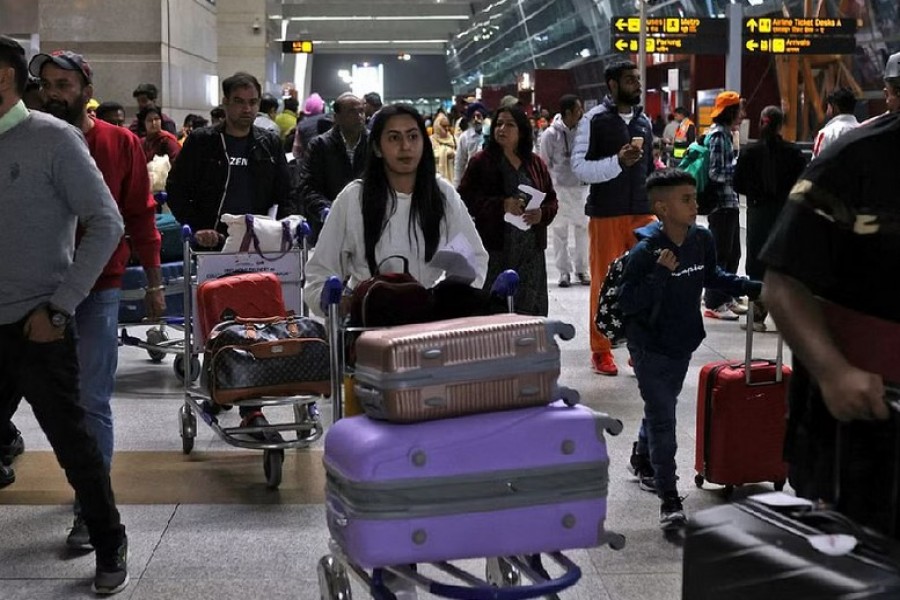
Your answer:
[1,0,899,598]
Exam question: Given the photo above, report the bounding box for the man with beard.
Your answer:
[0,36,129,594]
[571,60,656,379]
[454,101,486,185]
[0,50,164,549]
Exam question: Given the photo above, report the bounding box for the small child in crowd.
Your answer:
[618,168,762,528]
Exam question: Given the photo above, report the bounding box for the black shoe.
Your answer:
[240,412,284,444]
[659,490,686,530]
[628,442,656,493]
[0,429,24,465]
[66,515,93,550]
[575,272,591,286]
[0,464,14,489]
[93,536,129,595]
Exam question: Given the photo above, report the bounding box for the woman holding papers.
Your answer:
[303,103,489,317]
[458,105,558,316]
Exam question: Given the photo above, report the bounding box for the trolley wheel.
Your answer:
[263,449,284,489]
[317,555,353,600]
[145,328,168,363]
[486,556,520,587]
[723,485,735,499]
[179,404,196,455]
[694,474,705,489]
[774,480,786,492]
[173,355,201,382]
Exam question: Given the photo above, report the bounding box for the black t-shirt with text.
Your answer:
[221,133,254,216]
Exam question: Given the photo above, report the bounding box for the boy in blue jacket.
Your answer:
[619,168,762,528]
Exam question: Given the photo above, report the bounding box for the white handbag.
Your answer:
[220,214,305,256]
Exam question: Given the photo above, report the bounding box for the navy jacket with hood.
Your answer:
[619,221,755,357]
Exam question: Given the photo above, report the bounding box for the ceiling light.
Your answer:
[289,15,468,22]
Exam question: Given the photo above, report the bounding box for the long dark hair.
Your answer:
[485,105,534,160]
[361,103,446,276]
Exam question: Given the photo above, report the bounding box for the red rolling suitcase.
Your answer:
[196,272,286,337]
[694,305,790,494]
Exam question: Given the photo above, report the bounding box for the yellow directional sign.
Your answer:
[281,40,314,54]
[612,16,727,36]
[743,17,856,36]
[743,36,855,54]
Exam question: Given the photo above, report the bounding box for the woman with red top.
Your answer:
[458,105,558,316]
[141,106,180,163]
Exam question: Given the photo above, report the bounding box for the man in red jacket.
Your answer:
[0,50,163,549]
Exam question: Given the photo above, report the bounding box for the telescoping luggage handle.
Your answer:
[741,302,784,386]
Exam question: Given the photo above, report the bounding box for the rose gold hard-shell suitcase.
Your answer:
[352,314,578,422]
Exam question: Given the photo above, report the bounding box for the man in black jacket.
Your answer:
[166,72,293,437]
[167,71,293,249]
[295,92,367,243]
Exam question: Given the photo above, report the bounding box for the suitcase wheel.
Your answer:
[146,328,168,363]
[173,354,201,382]
[774,480,786,492]
[179,404,196,455]
[317,554,353,600]
[264,449,284,489]
[723,485,735,499]
[694,474,704,489]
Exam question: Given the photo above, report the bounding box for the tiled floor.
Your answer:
[0,216,790,599]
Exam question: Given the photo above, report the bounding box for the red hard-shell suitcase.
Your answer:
[694,305,790,493]
[196,272,286,337]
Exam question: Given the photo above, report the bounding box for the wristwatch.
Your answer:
[47,305,71,328]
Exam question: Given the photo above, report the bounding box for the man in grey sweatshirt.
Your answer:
[0,36,129,595]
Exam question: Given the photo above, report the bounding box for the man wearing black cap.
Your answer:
[0,35,129,595]
[129,82,177,137]
[454,101,486,185]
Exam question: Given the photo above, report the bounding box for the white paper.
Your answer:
[503,184,546,231]
[431,233,478,284]
[750,492,815,509]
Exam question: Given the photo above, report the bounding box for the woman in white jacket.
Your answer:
[304,104,488,317]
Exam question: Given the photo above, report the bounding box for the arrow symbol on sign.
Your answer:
[615,38,629,51]
[745,39,759,51]
[746,18,757,32]
[615,18,627,32]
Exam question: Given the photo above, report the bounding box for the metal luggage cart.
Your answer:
[176,223,324,488]
[315,274,625,599]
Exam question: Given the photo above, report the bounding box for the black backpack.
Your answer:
[595,250,631,346]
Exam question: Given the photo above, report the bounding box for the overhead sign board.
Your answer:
[612,35,727,55]
[742,17,857,55]
[281,40,314,54]
[611,16,727,55]
[612,16,728,37]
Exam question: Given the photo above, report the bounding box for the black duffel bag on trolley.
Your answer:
[204,316,331,406]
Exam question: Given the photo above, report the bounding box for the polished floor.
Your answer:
[0,215,791,599]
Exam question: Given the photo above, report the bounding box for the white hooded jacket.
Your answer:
[538,114,583,188]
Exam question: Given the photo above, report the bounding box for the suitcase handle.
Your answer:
[743,302,784,386]
[423,553,582,600]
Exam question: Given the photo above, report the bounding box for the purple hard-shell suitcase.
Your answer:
[323,402,625,569]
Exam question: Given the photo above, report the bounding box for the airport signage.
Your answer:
[742,17,857,55]
[281,40,314,54]
[611,16,727,55]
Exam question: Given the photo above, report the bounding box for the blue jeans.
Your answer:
[75,288,120,470]
[628,343,691,496]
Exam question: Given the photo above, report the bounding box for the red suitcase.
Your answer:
[196,272,287,337]
[694,306,790,494]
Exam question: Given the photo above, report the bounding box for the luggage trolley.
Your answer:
[176,223,324,488]
[316,276,625,600]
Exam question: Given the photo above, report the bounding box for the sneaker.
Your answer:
[728,299,749,315]
[703,304,740,321]
[93,536,129,595]
[558,273,571,288]
[0,429,24,465]
[66,515,93,550]
[659,491,687,530]
[575,272,591,286]
[240,412,284,443]
[0,464,14,489]
[628,442,656,493]
[739,319,768,333]
[591,352,618,376]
